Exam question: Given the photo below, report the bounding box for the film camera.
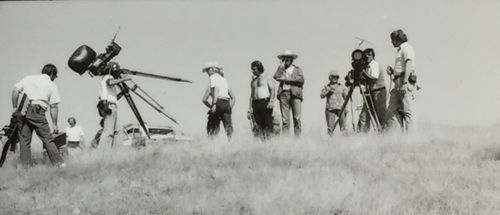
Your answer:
[68,41,121,76]
[345,49,374,86]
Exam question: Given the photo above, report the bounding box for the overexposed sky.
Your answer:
[1,0,499,139]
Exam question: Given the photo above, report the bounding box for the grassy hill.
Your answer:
[1,124,500,214]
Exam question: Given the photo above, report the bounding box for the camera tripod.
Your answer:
[332,79,382,133]
[110,66,191,138]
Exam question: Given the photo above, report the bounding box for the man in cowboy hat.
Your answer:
[273,50,304,137]
[320,70,348,136]
[202,61,235,139]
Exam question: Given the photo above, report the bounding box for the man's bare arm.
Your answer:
[50,104,59,132]
[202,87,212,108]
[11,88,20,109]
[228,88,235,108]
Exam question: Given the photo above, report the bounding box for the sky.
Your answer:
[0,0,499,141]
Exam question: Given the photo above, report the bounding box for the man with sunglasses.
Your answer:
[320,70,348,136]
[11,64,65,167]
[273,50,304,137]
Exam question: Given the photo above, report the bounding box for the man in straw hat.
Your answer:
[273,50,304,137]
[202,61,235,139]
[320,70,348,136]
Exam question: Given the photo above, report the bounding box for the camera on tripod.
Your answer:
[68,41,121,77]
[345,49,371,86]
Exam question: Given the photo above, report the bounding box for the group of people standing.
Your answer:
[202,29,417,140]
[7,29,416,167]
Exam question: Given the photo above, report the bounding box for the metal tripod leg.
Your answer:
[117,83,151,139]
[359,86,381,132]
[332,85,356,132]
[128,83,178,124]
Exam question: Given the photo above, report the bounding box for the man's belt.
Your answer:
[371,87,386,93]
[218,97,230,101]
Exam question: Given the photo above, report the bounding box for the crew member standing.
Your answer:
[97,62,131,148]
[202,61,235,139]
[248,60,275,140]
[273,50,304,137]
[358,48,388,132]
[11,64,65,167]
[386,29,417,132]
[64,117,85,149]
[320,70,348,136]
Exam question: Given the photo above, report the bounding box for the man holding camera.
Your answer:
[97,62,131,148]
[273,50,304,137]
[386,29,416,132]
[202,61,235,139]
[11,64,65,167]
[320,70,348,136]
[358,48,388,132]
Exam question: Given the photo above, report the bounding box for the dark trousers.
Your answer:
[252,98,274,140]
[18,105,63,166]
[207,99,233,139]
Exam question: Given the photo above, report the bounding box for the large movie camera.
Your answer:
[345,49,371,86]
[66,34,191,139]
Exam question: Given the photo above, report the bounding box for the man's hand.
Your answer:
[52,125,59,134]
[247,109,253,119]
[266,100,274,110]
[210,105,216,114]
[386,66,394,75]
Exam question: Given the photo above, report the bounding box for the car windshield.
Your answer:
[149,128,173,135]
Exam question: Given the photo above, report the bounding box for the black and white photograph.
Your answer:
[0,0,499,214]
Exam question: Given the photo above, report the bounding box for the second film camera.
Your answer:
[345,49,372,87]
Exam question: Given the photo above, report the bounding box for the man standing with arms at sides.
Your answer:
[248,60,275,140]
[358,48,388,132]
[97,62,131,148]
[386,29,417,132]
[320,70,348,136]
[202,62,235,140]
[11,64,65,167]
[64,117,85,150]
[273,50,304,137]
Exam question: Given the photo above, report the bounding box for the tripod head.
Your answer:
[345,49,372,87]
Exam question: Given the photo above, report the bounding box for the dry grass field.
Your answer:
[1,124,500,215]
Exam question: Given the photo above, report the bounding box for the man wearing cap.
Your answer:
[358,48,388,132]
[11,64,65,167]
[273,50,304,137]
[248,60,275,140]
[97,62,131,148]
[386,29,416,132]
[320,70,348,136]
[202,61,235,139]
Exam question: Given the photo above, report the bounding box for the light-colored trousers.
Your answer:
[98,104,117,148]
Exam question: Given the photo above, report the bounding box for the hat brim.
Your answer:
[277,54,298,60]
[202,66,223,73]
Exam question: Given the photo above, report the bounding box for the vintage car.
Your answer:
[121,123,193,147]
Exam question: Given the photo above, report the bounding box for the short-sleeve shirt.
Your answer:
[325,83,347,111]
[209,73,230,99]
[100,74,118,104]
[394,42,416,87]
[14,74,61,108]
[65,125,84,142]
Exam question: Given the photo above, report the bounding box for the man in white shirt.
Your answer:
[358,48,388,132]
[202,61,235,139]
[65,117,84,149]
[11,64,65,167]
[386,29,416,132]
[97,62,131,148]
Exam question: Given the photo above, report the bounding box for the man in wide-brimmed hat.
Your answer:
[202,61,235,139]
[273,50,304,137]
